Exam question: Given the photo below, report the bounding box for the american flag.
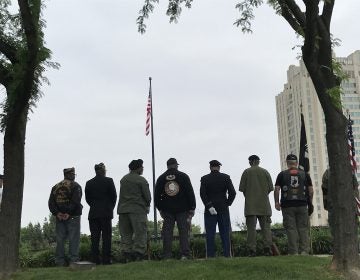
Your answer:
[348,115,357,172]
[145,91,151,136]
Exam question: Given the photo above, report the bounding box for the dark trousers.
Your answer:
[89,217,112,264]
[162,211,190,258]
[204,212,231,257]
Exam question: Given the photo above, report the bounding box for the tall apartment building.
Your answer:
[275,50,360,226]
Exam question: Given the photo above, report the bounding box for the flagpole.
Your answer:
[149,77,158,238]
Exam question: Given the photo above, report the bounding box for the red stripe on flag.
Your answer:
[348,116,357,172]
[145,93,151,136]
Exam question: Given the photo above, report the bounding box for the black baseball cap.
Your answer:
[248,155,260,161]
[286,154,297,161]
[209,160,222,167]
[167,158,179,166]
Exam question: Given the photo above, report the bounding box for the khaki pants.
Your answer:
[246,215,272,252]
[282,206,309,254]
[118,213,147,255]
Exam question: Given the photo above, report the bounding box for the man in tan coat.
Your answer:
[239,155,273,256]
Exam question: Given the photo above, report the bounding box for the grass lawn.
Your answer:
[12,256,344,280]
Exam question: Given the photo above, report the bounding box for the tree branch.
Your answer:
[302,0,319,63]
[278,2,304,35]
[0,35,18,64]
[321,0,334,30]
[283,0,306,27]
[18,0,38,56]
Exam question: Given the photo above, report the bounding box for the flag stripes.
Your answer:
[348,115,357,172]
[145,92,151,136]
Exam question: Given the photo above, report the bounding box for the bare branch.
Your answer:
[321,0,334,30]
[18,0,38,55]
[278,1,304,36]
[282,0,306,27]
[302,0,320,62]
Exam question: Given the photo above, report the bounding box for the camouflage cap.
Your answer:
[63,167,75,174]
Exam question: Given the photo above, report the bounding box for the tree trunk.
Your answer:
[326,111,359,270]
[303,53,360,271]
[0,107,28,277]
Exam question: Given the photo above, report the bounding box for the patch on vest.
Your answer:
[166,175,176,181]
[53,180,72,204]
[165,181,179,196]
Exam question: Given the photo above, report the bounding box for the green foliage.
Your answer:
[234,0,264,33]
[0,0,59,131]
[19,218,334,268]
[20,222,44,251]
[137,0,193,33]
[323,58,351,110]
[311,227,332,254]
[326,86,342,110]
[42,215,56,245]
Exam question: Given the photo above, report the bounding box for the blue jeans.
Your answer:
[55,216,81,265]
[204,212,231,257]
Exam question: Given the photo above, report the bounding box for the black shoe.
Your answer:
[123,252,134,263]
[264,247,272,256]
[248,250,256,257]
[133,252,145,262]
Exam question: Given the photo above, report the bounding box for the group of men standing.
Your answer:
[48,153,315,266]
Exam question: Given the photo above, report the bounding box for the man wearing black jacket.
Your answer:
[85,163,117,264]
[48,167,82,266]
[155,158,196,260]
[200,160,236,257]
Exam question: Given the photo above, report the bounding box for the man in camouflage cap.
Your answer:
[48,167,83,266]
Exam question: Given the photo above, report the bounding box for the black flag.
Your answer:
[299,113,310,173]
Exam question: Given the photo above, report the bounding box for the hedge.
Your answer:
[19,227,335,268]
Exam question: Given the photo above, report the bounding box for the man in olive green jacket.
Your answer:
[239,155,273,256]
[117,159,151,262]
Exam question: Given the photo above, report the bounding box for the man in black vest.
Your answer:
[274,154,313,255]
[85,163,117,264]
[155,158,196,260]
[200,160,236,258]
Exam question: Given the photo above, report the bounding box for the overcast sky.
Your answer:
[1,0,359,233]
